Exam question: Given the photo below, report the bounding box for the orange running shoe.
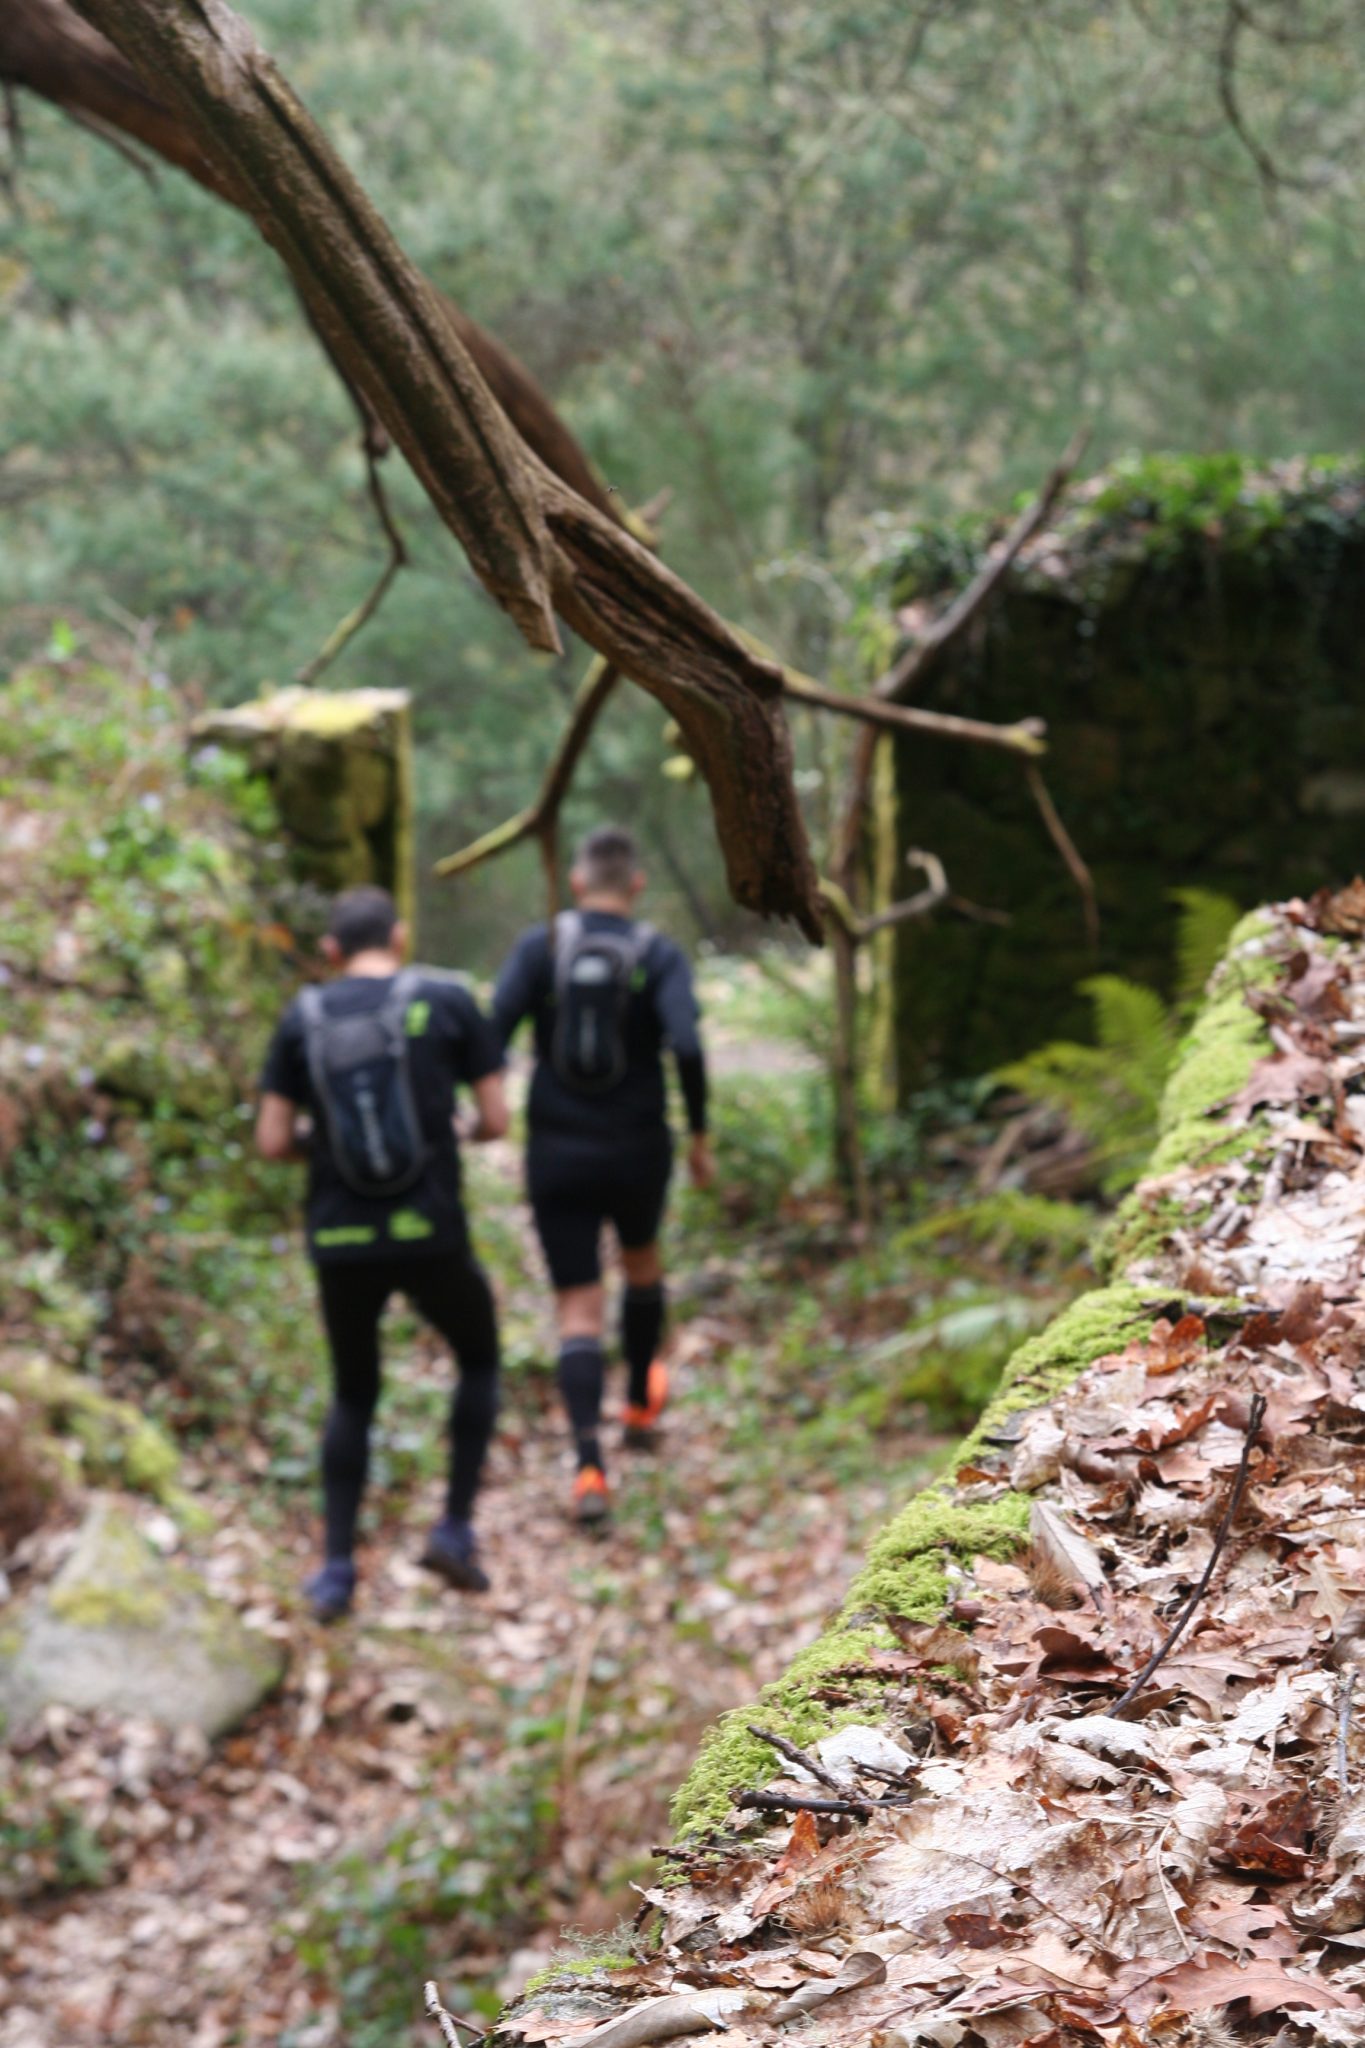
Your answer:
[623,1359,669,1448]
[572,1465,611,1526]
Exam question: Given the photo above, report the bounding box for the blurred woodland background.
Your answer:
[4,0,1363,962]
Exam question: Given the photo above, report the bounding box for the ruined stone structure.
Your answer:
[883,458,1365,1084]
[192,685,414,933]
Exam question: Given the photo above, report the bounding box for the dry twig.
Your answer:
[745,1723,847,1795]
[1338,1671,1357,1796]
[735,1788,875,1819]
[424,1982,487,2046]
[1106,1392,1267,1717]
[434,656,621,881]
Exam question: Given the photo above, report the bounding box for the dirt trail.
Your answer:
[1,1124,945,2048]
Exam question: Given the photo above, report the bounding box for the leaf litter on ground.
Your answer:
[571,894,1365,2047]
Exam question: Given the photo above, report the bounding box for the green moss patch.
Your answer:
[0,1356,181,1505]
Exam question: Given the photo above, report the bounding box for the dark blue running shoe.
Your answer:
[420,1518,490,1593]
[305,1557,356,1623]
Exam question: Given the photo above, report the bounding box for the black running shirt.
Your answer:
[259,970,503,1263]
[493,914,707,1142]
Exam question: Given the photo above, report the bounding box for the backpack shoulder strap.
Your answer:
[383,966,425,1047]
[629,922,658,969]
[297,983,328,1081]
[552,911,585,1003]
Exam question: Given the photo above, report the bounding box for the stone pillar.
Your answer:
[191,687,414,936]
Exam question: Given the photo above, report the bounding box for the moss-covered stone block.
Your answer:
[192,686,414,935]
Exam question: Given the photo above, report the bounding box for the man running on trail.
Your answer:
[256,885,508,1619]
[493,824,713,1524]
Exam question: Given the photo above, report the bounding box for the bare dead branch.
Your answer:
[820,849,948,945]
[1024,763,1100,948]
[434,656,621,880]
[782,669,1046,758]
[0,0,620,516]
[295,445,409,686]
[1216,0,1314,198]
[832,425,1088,888]
[875,424,1091,707]
[735,1788,874,1819]
[746,1723,847,1796]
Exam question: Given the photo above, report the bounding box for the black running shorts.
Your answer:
[527,1129,673,1289]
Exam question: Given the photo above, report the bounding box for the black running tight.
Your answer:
[315,1252,500,1560]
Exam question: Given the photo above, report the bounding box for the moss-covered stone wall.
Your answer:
[881,456,1365,1084]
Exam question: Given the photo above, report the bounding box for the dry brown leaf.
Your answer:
[1144,1953,1360,2018]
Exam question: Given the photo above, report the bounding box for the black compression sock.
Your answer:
[622,1283,666,1409]
[321,1400,373,1561]
[558,1337,606,1471]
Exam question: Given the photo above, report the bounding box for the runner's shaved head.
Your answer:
[573,826,640,895]
[328,885,399,958]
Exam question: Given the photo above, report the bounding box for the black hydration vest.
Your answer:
[550,912,655,1093]
[299,968,428,1197]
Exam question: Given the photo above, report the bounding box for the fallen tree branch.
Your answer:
[433,656,621,880]
[1105,1392,1266,1717]
[58,0,823,936]
[0,0,619,518]
[295,444,409,686]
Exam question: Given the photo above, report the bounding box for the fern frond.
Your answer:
[1169,887,1241,1011]
[999,974,1179,1194]
[1082,975,1175,1110]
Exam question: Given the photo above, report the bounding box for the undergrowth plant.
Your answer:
[998,888,1241,1193]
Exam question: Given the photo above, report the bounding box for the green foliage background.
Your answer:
[3,0,1362,960]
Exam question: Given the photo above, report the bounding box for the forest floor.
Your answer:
[1,996,1069,2048]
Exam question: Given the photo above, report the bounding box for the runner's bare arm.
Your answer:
[255,1091,308,1162]
[464,1070,509,1144]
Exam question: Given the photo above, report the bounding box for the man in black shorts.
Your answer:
[256,886,508,1618]
[493,826,712,1523]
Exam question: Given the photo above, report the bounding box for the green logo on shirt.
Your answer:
[389,1207,435,1241]
[314,1225,378,1249]
[405,999,431,1037]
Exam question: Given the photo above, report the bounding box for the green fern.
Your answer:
[994,893,1242,1195]
[1169,887,1241,1012]
[999,975,1175,1195]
